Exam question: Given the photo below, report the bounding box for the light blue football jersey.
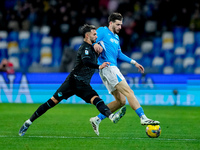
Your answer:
[96,26,132,66]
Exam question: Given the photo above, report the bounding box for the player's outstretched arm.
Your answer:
[134,62,145,73]
[130,59,145,73]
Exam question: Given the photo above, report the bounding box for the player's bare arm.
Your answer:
[94,43,103,54]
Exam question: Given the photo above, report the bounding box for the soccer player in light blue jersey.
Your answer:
[90,13,160,136]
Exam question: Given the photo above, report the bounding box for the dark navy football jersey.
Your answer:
[71,41,99,84]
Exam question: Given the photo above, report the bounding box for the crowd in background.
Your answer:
[0,0,199,50]
[0,0,200,73]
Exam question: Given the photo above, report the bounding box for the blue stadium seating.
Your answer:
[173,57,183,74]
[0,31,8,42]
[8,31,18,42]
[195,56,200,67]
[173,27,184,44]
[20,52,31,73]
[142,55,152,67]
[152,56,164,73]
[19,31,30,48]
[52,37,62,67]
[164,51,174,66]
[183,57,195,74]
[195,32,200,47]
[30,46,40,64]
[1,26,200,74]
[184,65,194,74]
[152,37,162,56]
[0,41,8,60]
[185,44,195,55]
[30,32,41,47]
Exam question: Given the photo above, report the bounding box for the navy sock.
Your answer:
[93,97,112,118]
[30,99,56,122]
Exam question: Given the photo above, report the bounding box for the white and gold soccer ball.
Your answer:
[146,125,161,138]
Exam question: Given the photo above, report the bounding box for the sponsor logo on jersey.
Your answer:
[85,50,89,55]
[110,38,119,44]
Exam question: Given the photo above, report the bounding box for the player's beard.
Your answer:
[113,26,120,34]
[91,38,96,44]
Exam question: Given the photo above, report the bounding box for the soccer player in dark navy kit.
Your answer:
[19,24,126,136]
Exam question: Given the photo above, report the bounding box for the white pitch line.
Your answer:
[0,135,199,141]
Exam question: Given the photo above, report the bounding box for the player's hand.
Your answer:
[99,62,110,69]
[94,43,103,54]
[135,62,145,73]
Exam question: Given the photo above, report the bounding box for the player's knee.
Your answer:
[93,97,111,117]
[47,98,57,107]
[90,95,99,104]
[115,95,126,106]
[120,98,126,106]
[51,96,60,104]
[93,97,104,106]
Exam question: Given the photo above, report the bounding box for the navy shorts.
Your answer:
[53,74,98,103]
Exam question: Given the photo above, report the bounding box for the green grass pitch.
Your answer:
[0,103,200,150]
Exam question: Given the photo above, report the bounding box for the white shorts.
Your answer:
[99,66,125,93]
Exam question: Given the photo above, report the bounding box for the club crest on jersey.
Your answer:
[58,92,63,97]
[85,50,89,55]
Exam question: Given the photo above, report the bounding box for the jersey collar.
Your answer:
[105,26,119,40]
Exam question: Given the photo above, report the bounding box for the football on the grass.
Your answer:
[146,125,161,138]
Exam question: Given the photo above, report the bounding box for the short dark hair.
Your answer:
[108,12,123,23]
[80,24,96,38]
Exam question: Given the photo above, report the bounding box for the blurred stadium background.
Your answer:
[0,0,200,106]
[0,0,200,74]
[0,0,200,150]
[1,1,200,148]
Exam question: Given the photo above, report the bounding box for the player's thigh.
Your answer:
[75,81,98,103]
[53,77,75,101]
[99,66,124,93]
[111,90,126,103]
[115,79,133,96]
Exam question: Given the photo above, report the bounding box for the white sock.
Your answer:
[108,114,114,120]
[96,116,101,120]
[95,116,102,123]
[140,115,148,120]
[26,119,32,125]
